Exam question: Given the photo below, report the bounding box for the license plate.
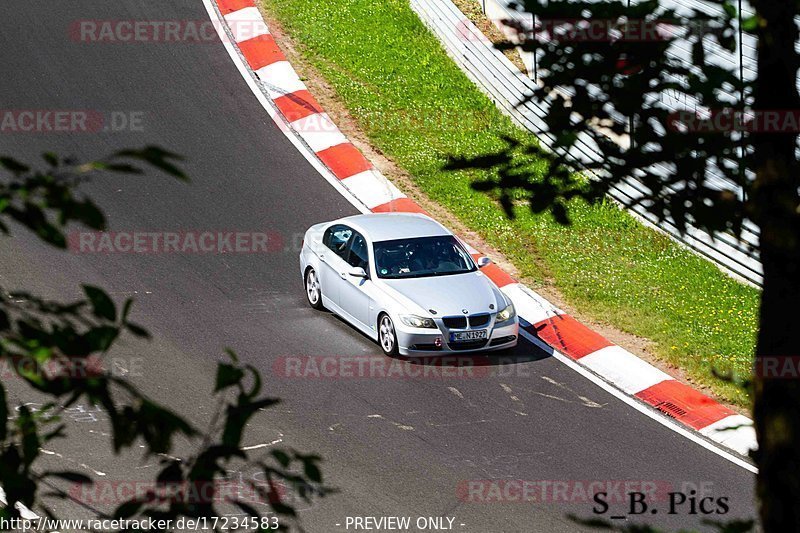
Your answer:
[450,330,487,342]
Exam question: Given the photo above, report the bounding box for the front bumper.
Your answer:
[395,317,519,356]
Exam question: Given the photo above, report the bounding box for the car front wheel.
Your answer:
[305,267,324,310]
[378,314,399,357]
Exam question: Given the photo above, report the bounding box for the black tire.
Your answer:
[304,267,324,310]
[378,313,399,357]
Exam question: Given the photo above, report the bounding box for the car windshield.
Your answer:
[373,235,476,279]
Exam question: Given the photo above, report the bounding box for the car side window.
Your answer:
[347,232,369,271]
[323,224,352,260]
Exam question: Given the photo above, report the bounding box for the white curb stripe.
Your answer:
[340,170,406,209]
[501,283,560,325]
[223,7,270,42]
[580,345,675,395]
[256,61,307,98]
[699,415,757,457]
[292,113,348,152]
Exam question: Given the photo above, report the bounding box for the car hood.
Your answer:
[379,271,506,317]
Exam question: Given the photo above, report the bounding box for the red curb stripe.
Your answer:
[530,314,612,360]
[274,90,324,123]
[635,380,734,430]
[218,0,255,15]
[238,34,284,70]
[372,198,429,214]
[317,143,372,179]
[479,263,516,288]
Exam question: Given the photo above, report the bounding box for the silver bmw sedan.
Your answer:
[299,213,519,356]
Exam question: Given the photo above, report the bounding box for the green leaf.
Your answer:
[83,285,117,321]
[722,1,737,18]
[42,152,59,167]
[304,461,322,483]
[113,146,188,181]
[216,363,245,392]
[692,39,706,67]
[0,156,30,175]
[17,405,41,466]
[101,163,143,173]
[125,321,150,338]
[271,450,290,468]
[77,200,105,230]
[156,460,183,483]
[121,299,134,321]
[85,325,119,352]
[742,15,759,32]
[113,500,144,519]
[233,500,260,518]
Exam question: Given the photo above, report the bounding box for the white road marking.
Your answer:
[39,448,106,477]
[447,386,465,399]
[242,437,284,450]
[500,383,522,403]
[367,414,414,430]
[540,376,606,408]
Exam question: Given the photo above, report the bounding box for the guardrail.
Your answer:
[410,0,763,286]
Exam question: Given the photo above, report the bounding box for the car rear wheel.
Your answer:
[378,314,399,357]
[305,267,324,310]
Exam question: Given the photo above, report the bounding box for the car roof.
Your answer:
[336,213,451,242]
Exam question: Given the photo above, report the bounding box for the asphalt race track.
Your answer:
[0,2,755,531]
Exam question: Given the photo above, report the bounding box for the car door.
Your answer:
[338,230,373,330]
[319,224,352,311]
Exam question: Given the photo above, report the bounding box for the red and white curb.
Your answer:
[209,0,757,463]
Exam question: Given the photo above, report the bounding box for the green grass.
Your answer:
[261,0,759,407]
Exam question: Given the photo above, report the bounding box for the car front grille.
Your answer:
[443,314,492,329]
[469,313,490,327]
[442,316,467,329]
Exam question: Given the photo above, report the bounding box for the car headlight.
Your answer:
[496,303,516,323]
[400,314,438,329]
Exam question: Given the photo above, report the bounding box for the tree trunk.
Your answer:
[750,1,800,531]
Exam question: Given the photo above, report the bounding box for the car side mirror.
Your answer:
[477,256,492,268]
[348,266,368,278]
